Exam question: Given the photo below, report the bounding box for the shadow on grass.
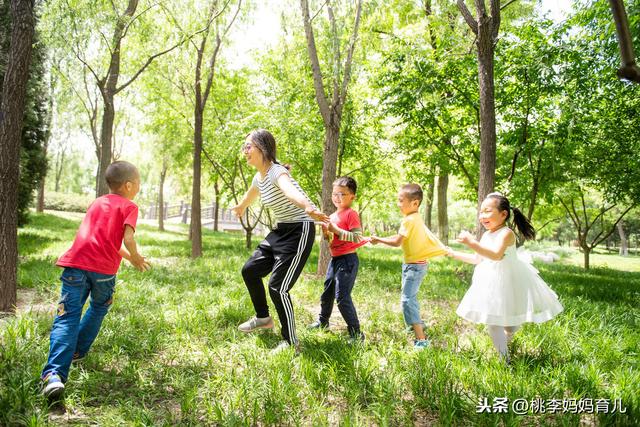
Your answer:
[539,263,640,305]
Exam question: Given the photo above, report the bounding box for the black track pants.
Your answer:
[241,221,315,344]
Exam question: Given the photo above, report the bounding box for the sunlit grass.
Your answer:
[1,212,638,425]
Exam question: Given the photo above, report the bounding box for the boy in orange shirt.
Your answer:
[371,183,446,349]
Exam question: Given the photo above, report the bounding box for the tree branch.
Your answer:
[301,0,331,125]
[457,0,477,34]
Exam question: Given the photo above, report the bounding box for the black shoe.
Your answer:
[307,320,329,330]
[348,331,365,344]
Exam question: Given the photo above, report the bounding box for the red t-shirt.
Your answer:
[57,194,139,275]
[329,208,368,257]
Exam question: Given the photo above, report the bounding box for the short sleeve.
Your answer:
[251,173,259,188]
[347,209,361,231]
[268,164,289,186]
[398,216,413,237]
[123,204,139,230]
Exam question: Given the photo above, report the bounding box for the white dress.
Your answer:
[456,227,564,327]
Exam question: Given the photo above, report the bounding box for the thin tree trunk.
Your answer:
[36,177,45,212]
[245,228,252,249]
[54,149,64,192]
[424,176,435,230]
[437,172,449,243]
[317,126,341,275]
[191,104,203,258]
[583,246,590,270]
[158,160,167,231]
[214,180,220,232]
[617,221,628,256]
[0,0,36,312]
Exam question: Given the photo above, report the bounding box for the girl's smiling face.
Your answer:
[478,197,508,231]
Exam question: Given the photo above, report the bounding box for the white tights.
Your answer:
[487,325,520,360]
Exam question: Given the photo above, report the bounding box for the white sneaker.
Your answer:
[238,316,274,333]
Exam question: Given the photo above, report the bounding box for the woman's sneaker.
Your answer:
[41,373,64,399]
[271,340,300,355]
[238,316,274,333]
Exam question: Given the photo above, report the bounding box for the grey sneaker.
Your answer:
[238,316,274,333]
[271,340,300,355]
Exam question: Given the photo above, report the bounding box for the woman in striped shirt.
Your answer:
[232,129,328,352]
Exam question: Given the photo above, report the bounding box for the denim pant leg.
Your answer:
[334,254,360,334]
[42,268,91,381]
[75,272,116,357]
[400,263,428,327]
[319,259,337,324]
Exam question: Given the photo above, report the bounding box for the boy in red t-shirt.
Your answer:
[308,176,369,340]
[41,161,150,399]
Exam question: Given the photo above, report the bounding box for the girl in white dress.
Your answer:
[448,192,563,362]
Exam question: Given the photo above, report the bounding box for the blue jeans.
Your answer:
[401,263,428,326]
[42,268,116,382]
[319,253,360,336]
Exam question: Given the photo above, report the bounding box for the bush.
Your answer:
[44,191,93,212]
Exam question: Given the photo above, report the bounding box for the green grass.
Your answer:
[1,212,639,425]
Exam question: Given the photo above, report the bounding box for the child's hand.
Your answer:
[456,231,474,246]
[231,204,246,218]
[321,223,332,241]
[306,207,330,223]
[130,254,150,272]
[445,246,454,257]
[370,236,381,245]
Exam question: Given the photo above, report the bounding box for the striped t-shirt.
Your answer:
[252,163,315,223]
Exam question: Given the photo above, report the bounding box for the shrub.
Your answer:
[44,191,93,212]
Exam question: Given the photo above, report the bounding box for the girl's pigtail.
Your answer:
[512,207,535,241]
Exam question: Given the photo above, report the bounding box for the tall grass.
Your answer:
[1,212,638,425]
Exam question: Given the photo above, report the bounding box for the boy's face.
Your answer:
[397,191,420,215]
[122,172,141,200]
[331,185,355,209]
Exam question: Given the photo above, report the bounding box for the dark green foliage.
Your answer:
[1,0,49,227]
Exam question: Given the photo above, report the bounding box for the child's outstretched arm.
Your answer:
[446,247,481,264]
[370,234,404,247]
[327,222,365,243]
[456,229,515,261]
[121,225,150,272]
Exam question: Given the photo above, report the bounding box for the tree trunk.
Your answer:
[96,94,115,196]
[158,161,167,231]
[0,0,36,313]
[437,172,449,243]
[583,246,590,270]
[617,221,628,256]
[317,125,340,275]
[424,176,435,230]
[191,105,203,258]
[54,149,64,192]
[214,180,220,232]
[245,228,252,249]
[476,44,497,236]
[36,177,45,212]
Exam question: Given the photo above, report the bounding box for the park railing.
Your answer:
[145,201,264,234]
